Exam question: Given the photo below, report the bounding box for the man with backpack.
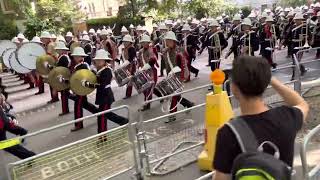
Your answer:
[212,56,309,180]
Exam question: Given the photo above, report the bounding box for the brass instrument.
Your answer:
[208,30,222,62]
[292,24,305,50]
[70,69,97,96]
[239,30,255,56]
[36,55,56,76]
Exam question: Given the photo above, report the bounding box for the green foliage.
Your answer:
[279,0,307,7]
[23,0,84,39]
[0,13,18,40]
[241,6,252,18]
[87,17,144,35]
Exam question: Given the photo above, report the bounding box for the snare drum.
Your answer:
[132,69,154,94]
[155,74,183,96]
[114,63,132,86]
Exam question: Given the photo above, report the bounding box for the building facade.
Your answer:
[76,0,126,19]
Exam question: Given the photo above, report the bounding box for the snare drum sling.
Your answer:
[161,48,194,113]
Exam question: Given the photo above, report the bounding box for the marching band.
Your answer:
[2,4,320,137]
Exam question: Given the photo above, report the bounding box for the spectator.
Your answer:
[0,94,36,159]
[212,56,309,180]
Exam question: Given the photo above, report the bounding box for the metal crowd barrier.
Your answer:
[300,124,320,180]
[134,84,212,176]
[5,105,142,180]
[194,171,215,180]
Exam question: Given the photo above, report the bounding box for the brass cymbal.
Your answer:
[70,69,97,96]
[36,55,55,75]
[48,67,71,91]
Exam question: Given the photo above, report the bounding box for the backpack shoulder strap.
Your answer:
[226,117,259,153]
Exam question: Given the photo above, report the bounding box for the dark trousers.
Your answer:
[50,86,59,101]
[97,103,129,133]
[60,89,70,114]
[291,51,306,80]
[4,145,36,159]
[74,95,98,128]
[37,76,45,93]
[125,64,136,98]
[170,95,193,113]
[188,57,199,76]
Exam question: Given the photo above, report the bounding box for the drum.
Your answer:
[132,69,154,94]
[2,48,16,69]
[114,63,132,87]
[16,42,46,70]
[0,40,16,56]
[155,74,183,96]
[9,50,31,74]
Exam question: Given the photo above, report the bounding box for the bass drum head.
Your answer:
[9,51,31,74]
[16,42,46,70]
[2,48,16,69]
[0,40,17,56]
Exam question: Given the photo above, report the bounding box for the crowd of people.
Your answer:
[0,4,315,179]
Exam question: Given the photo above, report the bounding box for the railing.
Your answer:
[300,124,320,180]
[5,105,142,180]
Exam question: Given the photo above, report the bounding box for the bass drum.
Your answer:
[16,42,46,70]
[9,51,31,74]
[0,40,16,56]
[2,48,16,69]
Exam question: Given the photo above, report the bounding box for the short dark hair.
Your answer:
[231,56,271,97]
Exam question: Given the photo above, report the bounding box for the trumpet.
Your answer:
[208,30,222,60]
[239,30,255,56]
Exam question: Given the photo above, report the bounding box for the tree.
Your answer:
[22,0,84,39]
[279,0,308,7]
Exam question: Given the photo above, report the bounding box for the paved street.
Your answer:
[1,47,320,180]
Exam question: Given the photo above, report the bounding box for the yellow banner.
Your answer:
[0,138,21,150]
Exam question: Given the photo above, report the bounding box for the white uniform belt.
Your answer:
[105,84,111,89]
[292,39,302,42]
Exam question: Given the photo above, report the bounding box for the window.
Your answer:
[107,7,112,16]
[1,0,15,14]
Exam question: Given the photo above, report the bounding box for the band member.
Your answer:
[260,16,278,68]
[37,32,60,105]
[282,11,295,57]
[288,13,309,78]
[122,35,137,99]
[151,23,160,57]
[70,47,98,131]
[158,24,169,77]
[162,31,194,122]
[100,31,118,68]
[199,20,228,70]
[238,18,259,56]
[0,94,36,159]
[85,49,128,133]
[138,35,159,110]
[129,24,137,37]
[181,24,199,80]
[54,42,71,116]
[226,14,242,59]
[80,35,93,65]
[312,12,320,58]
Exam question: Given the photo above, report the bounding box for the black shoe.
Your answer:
[47,99,59,104]
[195,71,199,78]
[71,127,83,132]
[271,63,277,69]
[206,64,210,67]
[141,104,151,111]
[158,75,164,77]
[165,116,176,123]
[123,96,131,100]
[27,86,34,90]
[35,91,44,95]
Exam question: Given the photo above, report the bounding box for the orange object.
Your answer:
[210,69,225,85]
